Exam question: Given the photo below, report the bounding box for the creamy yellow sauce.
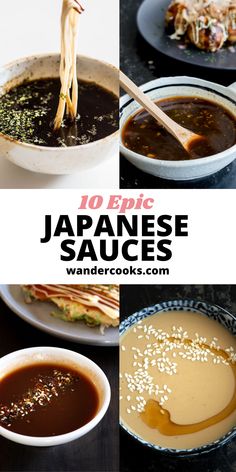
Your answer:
[120,310,236,449]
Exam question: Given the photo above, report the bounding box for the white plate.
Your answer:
[0,285,118,346]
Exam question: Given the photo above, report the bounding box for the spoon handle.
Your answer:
[120,71,194,147]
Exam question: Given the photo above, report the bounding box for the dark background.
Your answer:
[120,285,236,472]
[120,0,236,189]
[0,298,119,472]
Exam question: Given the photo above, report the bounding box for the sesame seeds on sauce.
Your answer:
[121,322,236,414]
[120,310,236,448]
[0,363,99,437]
[0,370,76,428]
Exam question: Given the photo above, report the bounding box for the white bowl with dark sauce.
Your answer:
[0,54,119,175]
[120,76,236,181]
[0,346,111,446]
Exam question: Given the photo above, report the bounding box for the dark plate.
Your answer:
[137,0,236,70]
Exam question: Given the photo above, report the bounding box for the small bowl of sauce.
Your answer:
[0,54,119,175]
[0,347,110,446]
[120,76,236,181]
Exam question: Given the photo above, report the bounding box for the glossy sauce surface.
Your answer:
[141,339,236,436]
[120,310,236,449]
[0,363,99,436]
[0,78,118,147]
[122,97,236,160]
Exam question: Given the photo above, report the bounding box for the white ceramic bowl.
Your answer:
[120,76,236,181]
[0,346,111,446]
[0,54,119,175]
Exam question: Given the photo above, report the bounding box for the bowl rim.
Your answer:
[0,52,119,151]
[0,346,111,446]
[120,76,236,167]
[119,298,236,456]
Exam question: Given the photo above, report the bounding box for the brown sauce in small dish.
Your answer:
[0,78,118,147]
[122,97,236,160]
[0,363,99,436]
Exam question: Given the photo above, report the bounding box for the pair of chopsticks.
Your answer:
[73,0,84,14]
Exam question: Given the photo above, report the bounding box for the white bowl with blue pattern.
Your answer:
[120,299,236,456]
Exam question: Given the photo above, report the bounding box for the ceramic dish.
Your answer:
[0,54,119,175]
[120,298,236,456]
[137,0,236,70]
[120,76,236,181]
[0,346,110,446]
[0,285,118,347]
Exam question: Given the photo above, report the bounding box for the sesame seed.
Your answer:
[120,323,236,420]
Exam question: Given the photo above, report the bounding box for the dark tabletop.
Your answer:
[120,0,236,189]
[120,284,236,472]
[0,298,119,472]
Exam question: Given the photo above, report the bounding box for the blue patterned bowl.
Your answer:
[120,299,236,457]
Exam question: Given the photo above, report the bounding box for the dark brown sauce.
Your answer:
[0,78,118,147]
[141,338,236,436]
[122,97,236,160]
[0,363,99,437]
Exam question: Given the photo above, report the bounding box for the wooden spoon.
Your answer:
[120,71,204,153]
